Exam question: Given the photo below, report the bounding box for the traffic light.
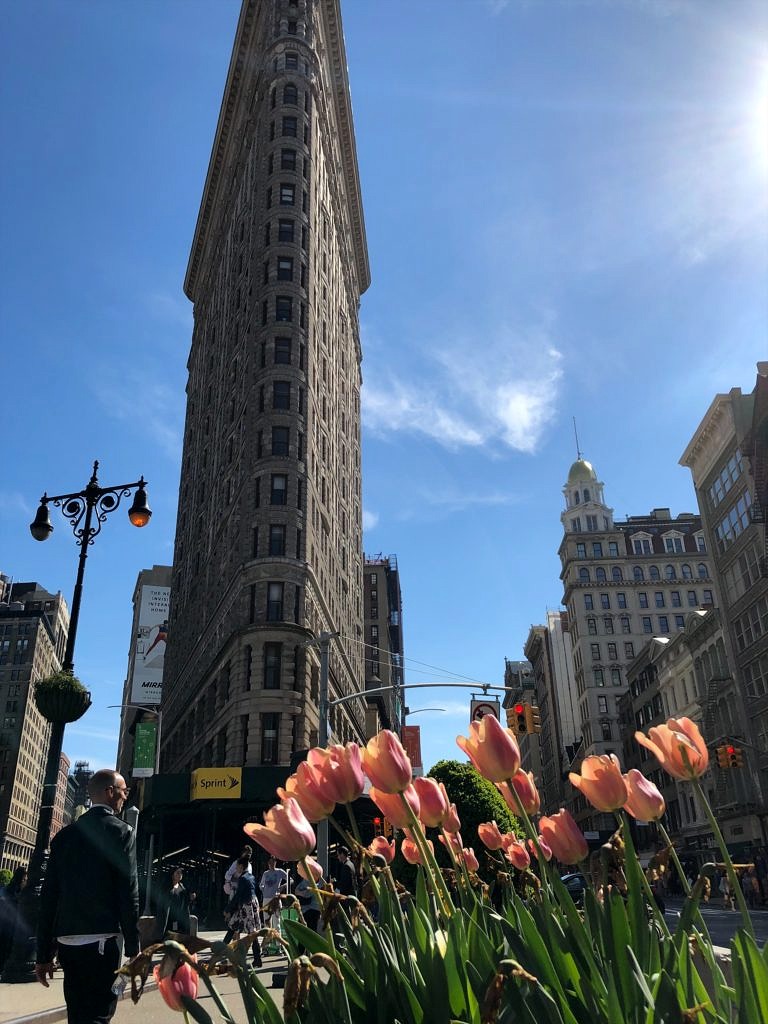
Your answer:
[373,816,382,836]
[727,745,743,769]
[525,704,541,734]
[506,702,528,735]
[716,745,730,769]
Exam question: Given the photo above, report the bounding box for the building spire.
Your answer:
[573,417,583,460]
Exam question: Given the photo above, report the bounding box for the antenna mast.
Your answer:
[573,417,583,460]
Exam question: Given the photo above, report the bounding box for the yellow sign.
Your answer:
[190,767,242,801]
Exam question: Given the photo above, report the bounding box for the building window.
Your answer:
[665,564,677,580]
[266,582,284,621]
[714,490,753,552]
[579,568,590,582]
[278,218,294,242]
[617,593,627,609]
[600,593,610,609]
[682,564,693,579]
[576,542,587,558]
[611,668,622,686]
[639,593,649,608]
[696,533,707,553]
[601,721,612,742]
[611,566,623,581]
[270,474,288,504]
[269,524,286,556]
[281,147,296,170]
[703,590,714,605]
[584,594,594,610]
[282,116,298,137]
[624,642,635,658]
[655,592,665,608]
[592,542,603,558]
[277,257,293,281]
[664,535,684,553]
[264,643,282,689]
[633,566,644,581]
[587,618,597,635]
[604,617,614,634]
[285,51,298,69]
[274,340,292,367]
[593,669,604,687]
[658,615,670,633]
[587,515,598,531]
[280,183,295,205]
[598,696,608,714]
[707,449,744,509]
[642,616,653,634]
[276,296,292,321]
[607,643,618,660]
[687,590,698,607]
[697,563,708,579]
[671,591,682,607]
[590,643,601,661]
[620,615,631,633]
[609,542,619,556]
[571,517,582,532]
[271,426,289,456]
[596,567,607,582]
[261,713,280,764]
[633,535,652,555]
[649,565,661,581]
[675,615,685,630]
[273,381,291,409]
[283,83,298,105]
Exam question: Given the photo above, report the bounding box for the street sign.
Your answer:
[470,699,500,724]
[190,767,242,800]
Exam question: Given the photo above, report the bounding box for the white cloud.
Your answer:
[363,328,562,455]
[362,508,379,531]
[91,365,184,461]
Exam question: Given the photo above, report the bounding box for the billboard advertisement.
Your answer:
[129,585,170,705]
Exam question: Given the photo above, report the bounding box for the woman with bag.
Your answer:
[225,856,262,967]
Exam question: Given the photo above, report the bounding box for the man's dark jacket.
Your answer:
[37,807,140,962]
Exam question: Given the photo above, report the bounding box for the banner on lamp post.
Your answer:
[133,720,158,778]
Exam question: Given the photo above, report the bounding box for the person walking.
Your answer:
[295,868,326,953]
[335,847,357,898]
[259,856,288,931]
[223,845,253,900]
[225,856,262,967]
[35,769,139,1024]
[157,867,191,937]
[0,866,27,971]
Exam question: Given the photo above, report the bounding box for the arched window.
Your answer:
[596,567,607,582]
[574,490,580,505]
[697,563,708,579]
[579,568,590,582]
[583,488,591,501]
[649,565,660,581]
[612,566,623,581]
[682,564,693,579]
[283,83,298,105]
[633,566,644,581]
[665,564,676,580]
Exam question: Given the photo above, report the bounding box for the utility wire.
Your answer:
[336,631,495,688]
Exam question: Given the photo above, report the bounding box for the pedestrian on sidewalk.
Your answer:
[225,856,262,967]
[157,866,191,938]
[223,844,252,901]
[259,856,288,932]
[35,768,139,1024]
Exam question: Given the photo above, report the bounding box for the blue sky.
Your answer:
[1,0,766,776]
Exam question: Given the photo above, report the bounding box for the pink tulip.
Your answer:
[528,836,552,862]
[402,837,433,866]
[154,956,198,1012]
[456,714,521,783]
[461,847,479,872]
[297,856,324,882]
[277,762,335,822]
[498,771,541,816]
[439,830,463,855]
[477,820,505,851]
[569,754,628,812]
[244,797,316,861]
[501,836,530,870]
[308,744,365,804]
[634,718,709,781]
[362,730,413,793]
[539,809,589,865]
[623,769,666,822]
[413,777,449,827]
[367,835,396,864]
[369,784,420,829]
[443,799,461,834]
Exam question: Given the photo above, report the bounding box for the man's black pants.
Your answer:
[57,937,121,1024]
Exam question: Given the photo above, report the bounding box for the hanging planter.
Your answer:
[34,671,92,724]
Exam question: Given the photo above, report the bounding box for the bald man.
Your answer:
[36,769,139,1024]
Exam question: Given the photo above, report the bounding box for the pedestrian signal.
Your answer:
[506,702,528,735]
[525,705,541,734]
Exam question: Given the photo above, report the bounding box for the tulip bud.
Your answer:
[456,714,521,783]
[244,797,316,861]
[568,754,627,812]
[477,821,504,851]
[623,769,665,822]
[367,835,396,864]
[634,717,709,781]
[362,730,413,794]
[402,837,432,866]
[539,809,589,865]
[443,800,461,834]
[413,776,449,827]
[497,771,540,816]
[501,836,530,870]
[461,847,479,872]
[154,956,198,1012]
[369,784,420,829]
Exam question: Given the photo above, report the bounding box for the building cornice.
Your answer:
[679,393,734,478]
[184,0,369,302]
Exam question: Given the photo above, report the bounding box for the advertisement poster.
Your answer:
[130,585,170,705]
[402,725,423,777]
[133,720,158,778]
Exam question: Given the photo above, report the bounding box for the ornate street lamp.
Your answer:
[2,461,150,983]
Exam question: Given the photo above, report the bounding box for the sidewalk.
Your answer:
[0,933,287,1024]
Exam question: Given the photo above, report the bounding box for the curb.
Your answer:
[3,978,158,1024]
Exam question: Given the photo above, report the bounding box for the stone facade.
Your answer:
[162,0,369,773]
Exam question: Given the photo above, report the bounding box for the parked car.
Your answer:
[560,872,588,905]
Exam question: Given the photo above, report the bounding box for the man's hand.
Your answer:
[35,962,54,987]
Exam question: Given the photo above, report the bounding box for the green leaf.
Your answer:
[732,929,768,1024]
[179,993,215,1024]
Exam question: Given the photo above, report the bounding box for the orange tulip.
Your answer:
[501,835,530,870]
[154,956,198,1012]
[569,754,628,812]
[402,837,433,866]
[623,769,666,821]
[413,777,449,827]
[308,743,365,804]
[634,717,708,781]
[539,809,589,865]
[297,856,324,882]
[362,730,413,793]
[477,820,505,851]
[439,830,463,854]
[244,797,316,861]
[456,714,521,783]
[498,771,540,816]
[277,762,335,822]
[443,798,461,834]
[369,784,420,829]
[367,835,396,864]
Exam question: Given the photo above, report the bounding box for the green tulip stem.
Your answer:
[691,776,755,938]
[328,813,356,852]
[182,1010,190,1024]
[617,811,670,937]
[439,825,472,899]
[345,800,363,847]
[300,855,336,955]
[398,792,454,917]
[656,821,691,898]
[504,779,552,889]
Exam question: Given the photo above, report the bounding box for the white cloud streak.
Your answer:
[363,328,563,454]
[91,365,184,461]
[362,508,379,531]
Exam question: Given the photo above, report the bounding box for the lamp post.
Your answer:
[107,703,162,915]
[2,461,150,983]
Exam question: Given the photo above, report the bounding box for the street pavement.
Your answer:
[664,897,768,947]
[0,938,287,1024]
